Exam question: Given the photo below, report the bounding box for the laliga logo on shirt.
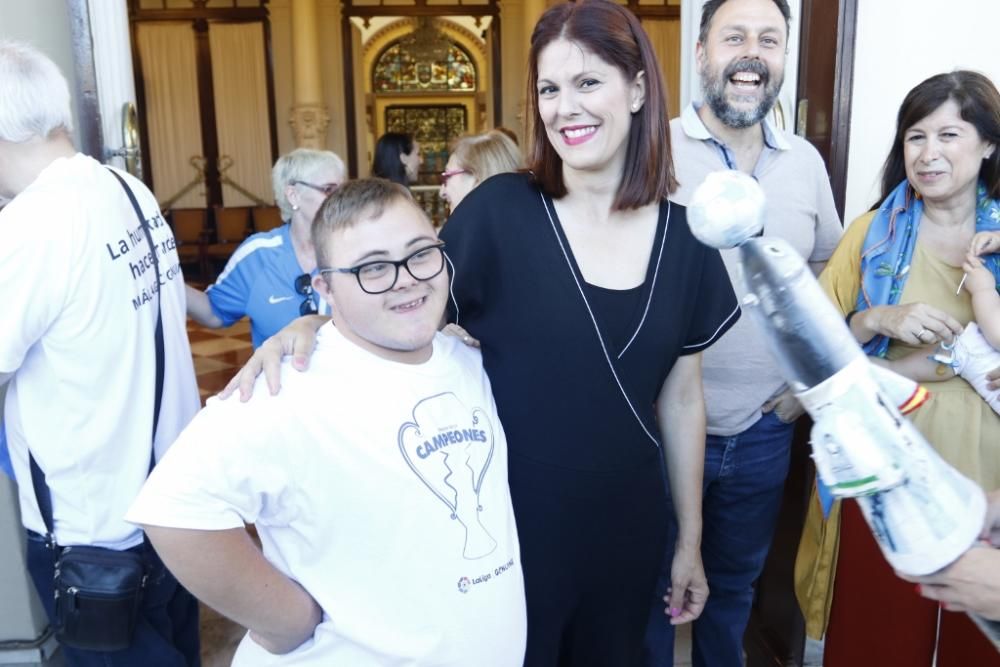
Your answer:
[457,577,471,594]
[398,393,497,559]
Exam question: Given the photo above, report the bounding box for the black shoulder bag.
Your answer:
[27,168,166,652]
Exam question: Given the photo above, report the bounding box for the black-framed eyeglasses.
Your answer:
[294,273,319,315]
[292,180,339,196]
[318,243,446,295]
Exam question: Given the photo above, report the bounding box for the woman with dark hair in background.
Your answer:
[797,70,1000,667]
[370,131,422,185]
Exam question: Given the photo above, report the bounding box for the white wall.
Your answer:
[844,0,1000,224]
[680,0,801,132]
[0,0,82,148]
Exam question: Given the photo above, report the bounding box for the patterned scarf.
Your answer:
[855,180,1000,358]
[819,181,1000,517]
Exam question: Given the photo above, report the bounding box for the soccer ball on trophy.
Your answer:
[686,170,766,250]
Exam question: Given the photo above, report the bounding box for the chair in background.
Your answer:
[169,208,208,281]
[252,205,284,233]
[204,206,252,279]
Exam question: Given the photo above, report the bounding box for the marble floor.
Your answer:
[187,317,254,402]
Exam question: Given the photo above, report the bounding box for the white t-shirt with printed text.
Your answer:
[127,324,526,666]
[0,154,199,548]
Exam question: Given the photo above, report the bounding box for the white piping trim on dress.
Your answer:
[682,303,740,349]
[445,252,461,325]
[618,201,670,359]
[540,193,660,449]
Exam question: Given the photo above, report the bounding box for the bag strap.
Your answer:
[29,168,164,544]
[106,168,166,434]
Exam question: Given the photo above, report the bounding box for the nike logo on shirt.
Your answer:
[268,295,294,304]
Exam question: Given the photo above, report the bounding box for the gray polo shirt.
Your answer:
[670,103,842,436]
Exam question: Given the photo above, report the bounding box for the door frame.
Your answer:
[340,0,501,177]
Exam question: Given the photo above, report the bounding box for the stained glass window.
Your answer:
[385,104,468,184]
[373,42,477,93]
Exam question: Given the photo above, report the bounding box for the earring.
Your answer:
[292,204,300,211]
[632,103,640,112]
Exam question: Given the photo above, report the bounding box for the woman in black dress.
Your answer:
[439,4,738,663]
[230,1,738,664]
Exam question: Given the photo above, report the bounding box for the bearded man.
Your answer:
[644,1,843,666]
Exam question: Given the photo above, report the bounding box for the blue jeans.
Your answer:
[644,411,794,667]
[26,531,201,666]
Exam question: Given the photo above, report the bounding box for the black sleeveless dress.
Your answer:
[441,173,739,666]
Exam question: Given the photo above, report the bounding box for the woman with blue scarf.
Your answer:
[796,70,1000,666]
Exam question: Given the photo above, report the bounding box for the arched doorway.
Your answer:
[340,0,500,179]
[357,15,493,224]
[368,21,485,181]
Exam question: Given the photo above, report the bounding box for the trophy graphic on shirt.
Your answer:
[398,393,497,559]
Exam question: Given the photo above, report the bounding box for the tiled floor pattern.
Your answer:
[187,318,254,404]
[186,318,706,666]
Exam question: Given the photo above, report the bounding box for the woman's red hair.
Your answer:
[526,0,676,210]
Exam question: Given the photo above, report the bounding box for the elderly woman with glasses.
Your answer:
[439,130,522,213]
[185,148,345,348]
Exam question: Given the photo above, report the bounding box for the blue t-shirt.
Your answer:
[206,224,323,348]
[0,423,11,481]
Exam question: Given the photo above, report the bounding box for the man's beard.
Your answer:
[700,57,783,129]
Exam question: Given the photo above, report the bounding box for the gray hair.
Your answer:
[450,130,522,184]
[0,40,73,143]
[272,148,346,220]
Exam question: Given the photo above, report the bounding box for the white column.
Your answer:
[318,0,347,158]
[289,0,330,148]
[89,0,138,171]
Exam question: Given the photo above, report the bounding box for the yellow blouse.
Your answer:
[794,210,1000,639]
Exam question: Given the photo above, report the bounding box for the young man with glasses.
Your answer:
[127,179,527,666]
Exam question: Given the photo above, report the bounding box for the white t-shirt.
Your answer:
[0,154,199,549]
[127,324,526,666]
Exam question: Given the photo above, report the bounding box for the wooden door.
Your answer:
[793,0,857,220]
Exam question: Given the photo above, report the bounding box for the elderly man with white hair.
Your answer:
[0,41,200,665]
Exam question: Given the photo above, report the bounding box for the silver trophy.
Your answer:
[686,170,997,647]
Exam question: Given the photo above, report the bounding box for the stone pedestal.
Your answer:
[289,103,330,149]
